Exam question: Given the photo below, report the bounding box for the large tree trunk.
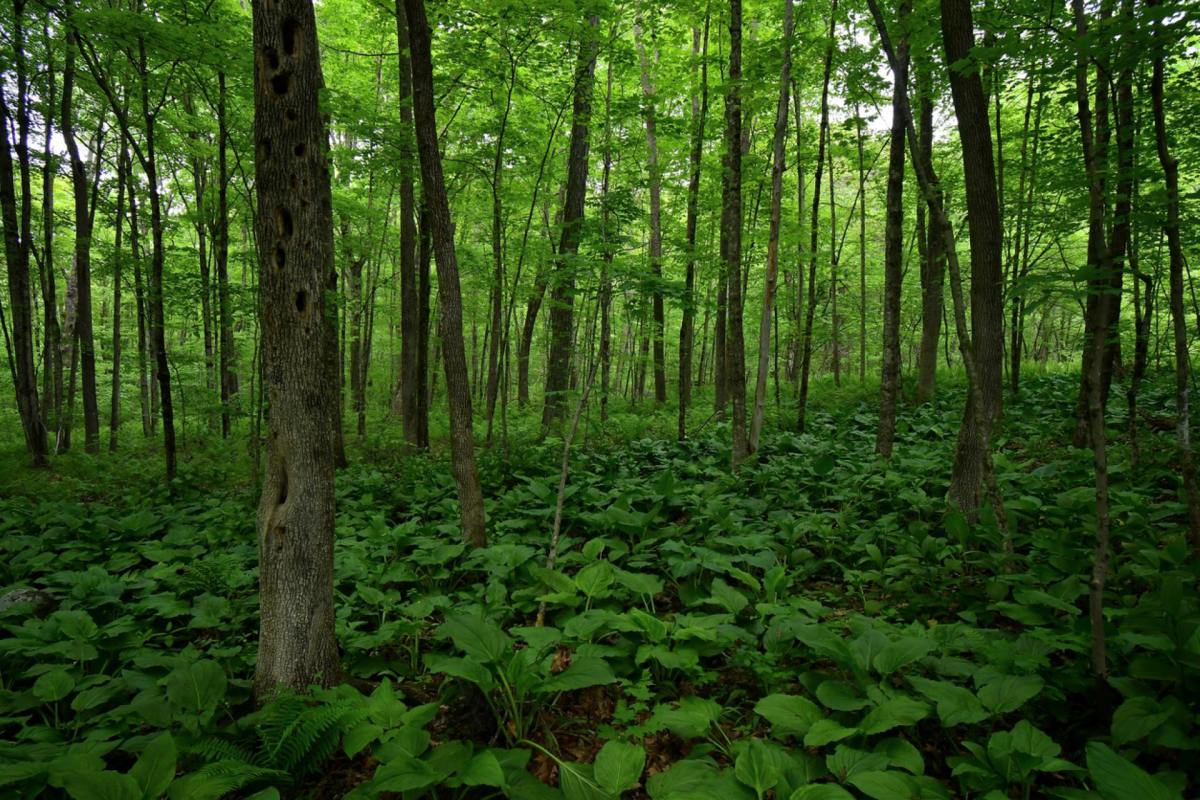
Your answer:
[0,4,47,466]
[723,0,748,467]
[942,0,1003,514]
[749,0,793,454]
[679,17,709,440]
[395,4,423,449]
[251,0,341,697]
[38,23,62,439]
[1149,0,1200,548]
[405,0,488,546]
[875,0,910,458]
[541,17,599,432]
[61,33,101,455]
[635,20,667,406]
[797,0,836,433]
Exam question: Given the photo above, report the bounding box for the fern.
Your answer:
[255,695,364,776]
[167,760,290,799]
[190,735,258,766]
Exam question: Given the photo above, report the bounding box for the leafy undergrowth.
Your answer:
[1,374,1197,800]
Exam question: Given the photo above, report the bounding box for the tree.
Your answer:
[875,0,910,459]
[541,15,599,433]
[679,15,710,440]
[405,0,488,546]
[251,0,341,696]
[635,17,667,406]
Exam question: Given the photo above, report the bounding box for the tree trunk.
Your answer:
[38,23,62,439]
[915,60,944,404]
[855,103,867,382]
[635,20,667,406]
[395,4,423,449]
[541,16,599,433]
[600,55,615,423]
[251,0,341,697]
[0,4,48,466]
[109,141,127,452]
[797,0,836,432]
[484,57,515,439]
[875,0,910,458]
[749,0,793,454]
[680,17,709,439]
[62,34,101,455]
[723,0,748,467]
[405,0,488,546]
[942,0,1003,514]
[1149,0,1200,548]
[216,72,236,439]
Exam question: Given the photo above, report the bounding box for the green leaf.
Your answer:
[872,638,934,676]
[803,719,857,747]
[460,751,507,788]
[826,745,888,781]
[343,723,383,758]
[164,660,226,713]
[734,739,783,797]
[33,669,75,702]
[424,654,494,690]
[130,733,176,799]
[542,657,617,693]
[815,681,870,712]
[907,677,987,726]
[813,453,836,477]
[576,562,615,599]
[648,697,723,739]
[708,578,749,614]
[62,771,141,800]
[559,761,608,800]
[372,752,447,793]
[438,614,511,663]
[367,679,407,728]
[1085,742,1180,800]
[754,693,824,737]
[846,770,919,800]
[858,696,929,736]
[1111,697,1172,747]
[977,675,1043,714]
[790,785,855,800]
[594,740,646,795]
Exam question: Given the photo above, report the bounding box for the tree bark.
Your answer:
[749,0,793,455]
[915,59,944,404]
[797,0,836,432]
[251,0,341,697]
[635,20,667,406]
[541,16,599,433]
[1149,0,1200,548]
[723,0,748,466]
[942,0,1004,514]
[405,0,488,546]
[680,17,710,439]
[395,4,423,449]
[216,72,236,439]
[0,3,47,465]
[109,140,127,452]
[875,0,910,458]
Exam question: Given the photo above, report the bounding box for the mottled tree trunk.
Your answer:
[216,72,236,439]
[679,18,709,439]
[251,0,341,697]
[635,20,667,405]
[915,61,944,404]
[723,0,748,467]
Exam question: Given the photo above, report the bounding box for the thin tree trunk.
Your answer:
[723,0,748,466]
[109,140,127,452]
[797,0,836,432]
[855,102,867,382]
[680,16,710,439]
[749,0,792,454]
[39,22,61,438]
[485,55,516,439]
[216,72,236,438]
[406,0,488,546]
[395,5,423,449]
[915,59,944,403]
[635,19,667,405]
[542,16,599,433]
[1149,0,1200,548]
[875,0,910,458]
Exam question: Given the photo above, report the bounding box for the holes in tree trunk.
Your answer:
[262,46,280,71]
[270,72,291,96]
[257,138,271,161]
[295,290,308,313]
[273,246,286,271]
[293,142,306,158]
[282,17,300,56]
[286,109,298,122]
[275,207,293,239]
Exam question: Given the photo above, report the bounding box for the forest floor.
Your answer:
[0,372,1197,799]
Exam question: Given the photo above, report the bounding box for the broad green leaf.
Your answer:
[846,770,919,800]
[872,638,934,676]
[1111,697,1172,747]
[130,733,176,799]
[858,696,929,736]
[460,751,507,788]
[559,761,608,800]
[164,660,226,713]
[826,745,888,781]
[977,675,1043,714]
[438,614,511,663]
[790,785,855,800]
[343,723,383,758]
[754,693,824,737]
[907,677,987,726]
[424,654,494,690]
[33,669,75,703]
[734,739,783,797]
[1085,742,1180,800]
[62,771,141,800]
[803,719,857,747]
[815,681,870,712]
[648,697,723,739]
[594,740,646,794]
[542,657,617,693]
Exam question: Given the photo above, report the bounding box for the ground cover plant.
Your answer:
[1,375,1197,798]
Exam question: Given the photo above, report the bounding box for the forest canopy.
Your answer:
[2,0,1200,796]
